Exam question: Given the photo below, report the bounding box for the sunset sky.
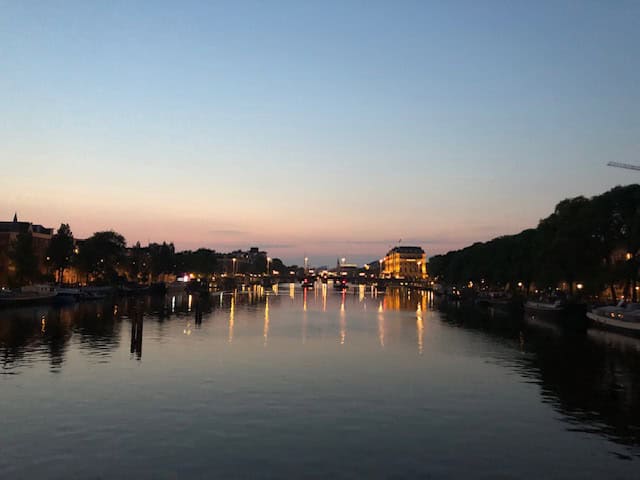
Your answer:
[2,1,639,266]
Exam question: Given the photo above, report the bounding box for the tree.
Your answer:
[149,242,176,279]
[427,184,640,300]
[270,258,287,276]
[76,231,127,284]
[251,255,268,274]
[9,231,38,285]
[606,185,640,300]
[127,242,151,283]
[175,249,217,277]
[47,224,75,284]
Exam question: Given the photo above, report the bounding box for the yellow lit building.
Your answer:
[381,246,427,279]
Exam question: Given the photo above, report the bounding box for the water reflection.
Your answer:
[322,283,327,312]
[0,302,124,373]
[416,303,424,355]
[378,307,385,349]
[130,306,143,360]
[263,296,269,347]
[438,302,640,455]
[228,295,235,343]
[1,285,640,464]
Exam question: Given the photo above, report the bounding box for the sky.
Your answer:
[1,1,639,266]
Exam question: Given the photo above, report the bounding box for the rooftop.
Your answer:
[0,214,53,236]
[387,246,425,255]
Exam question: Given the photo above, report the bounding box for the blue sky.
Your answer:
[1,1,639,265]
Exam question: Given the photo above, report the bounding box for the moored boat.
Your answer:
[524,296,587,330]
[587,301,640,335]
[55,287,81,304]
[333,278,348,291]
[0,284,58,308]
[525,298,564,313]
[301,277,315,289]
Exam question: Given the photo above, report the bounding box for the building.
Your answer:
[381,246,427,279]
[0,213,54,284]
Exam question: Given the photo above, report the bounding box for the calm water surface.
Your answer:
[1,285,640,479]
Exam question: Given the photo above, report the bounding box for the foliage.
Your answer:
[175,249,218,276]
[127,242,151,282]
[149,242,176,277]
[428,185,640,300]
[76,231,127,283]
[47,223,75,284]
[270,258,287,275]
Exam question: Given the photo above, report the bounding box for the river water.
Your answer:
[1,284,639,479]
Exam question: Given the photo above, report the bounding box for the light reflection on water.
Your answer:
[1,285,639,478]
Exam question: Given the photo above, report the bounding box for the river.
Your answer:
[1,284,639,478]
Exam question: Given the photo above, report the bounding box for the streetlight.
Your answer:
[267,257,271,275]
[379,258,384,277]
[232,258,237,276]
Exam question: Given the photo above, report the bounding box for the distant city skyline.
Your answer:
[2,1,639,266]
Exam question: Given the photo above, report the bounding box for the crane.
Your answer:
[607,161,640,171]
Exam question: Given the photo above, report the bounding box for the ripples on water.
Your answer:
[1,285,640,479]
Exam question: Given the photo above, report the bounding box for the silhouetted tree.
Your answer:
[149,242,176,279]
[428,184,640,300]
[127,242,151,283]
[47,223,75,284]
[76,231,127,284]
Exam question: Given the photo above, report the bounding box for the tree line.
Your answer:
[6,226,287,287]
[428,185,640,301]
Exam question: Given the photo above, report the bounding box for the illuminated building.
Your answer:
[381,246,427,280]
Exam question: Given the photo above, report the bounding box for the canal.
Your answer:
[1,285,639,478]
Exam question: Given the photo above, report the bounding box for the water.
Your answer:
[1,284,639,479]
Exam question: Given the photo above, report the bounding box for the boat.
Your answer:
[301,277,315,289]
[525,297,586,315]
[118,283,151,296]
[0,284,58,308]
[77,290,107,301]
[524,296,587,330]
[333,278,348,291]
[56,287,110,302]
[474,291,523,317]
[475,291,508,308]
[525,298,565,313]
[55,287,82,304]
[587,301,640,335]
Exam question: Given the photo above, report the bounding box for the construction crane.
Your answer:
[608,161,640,171]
